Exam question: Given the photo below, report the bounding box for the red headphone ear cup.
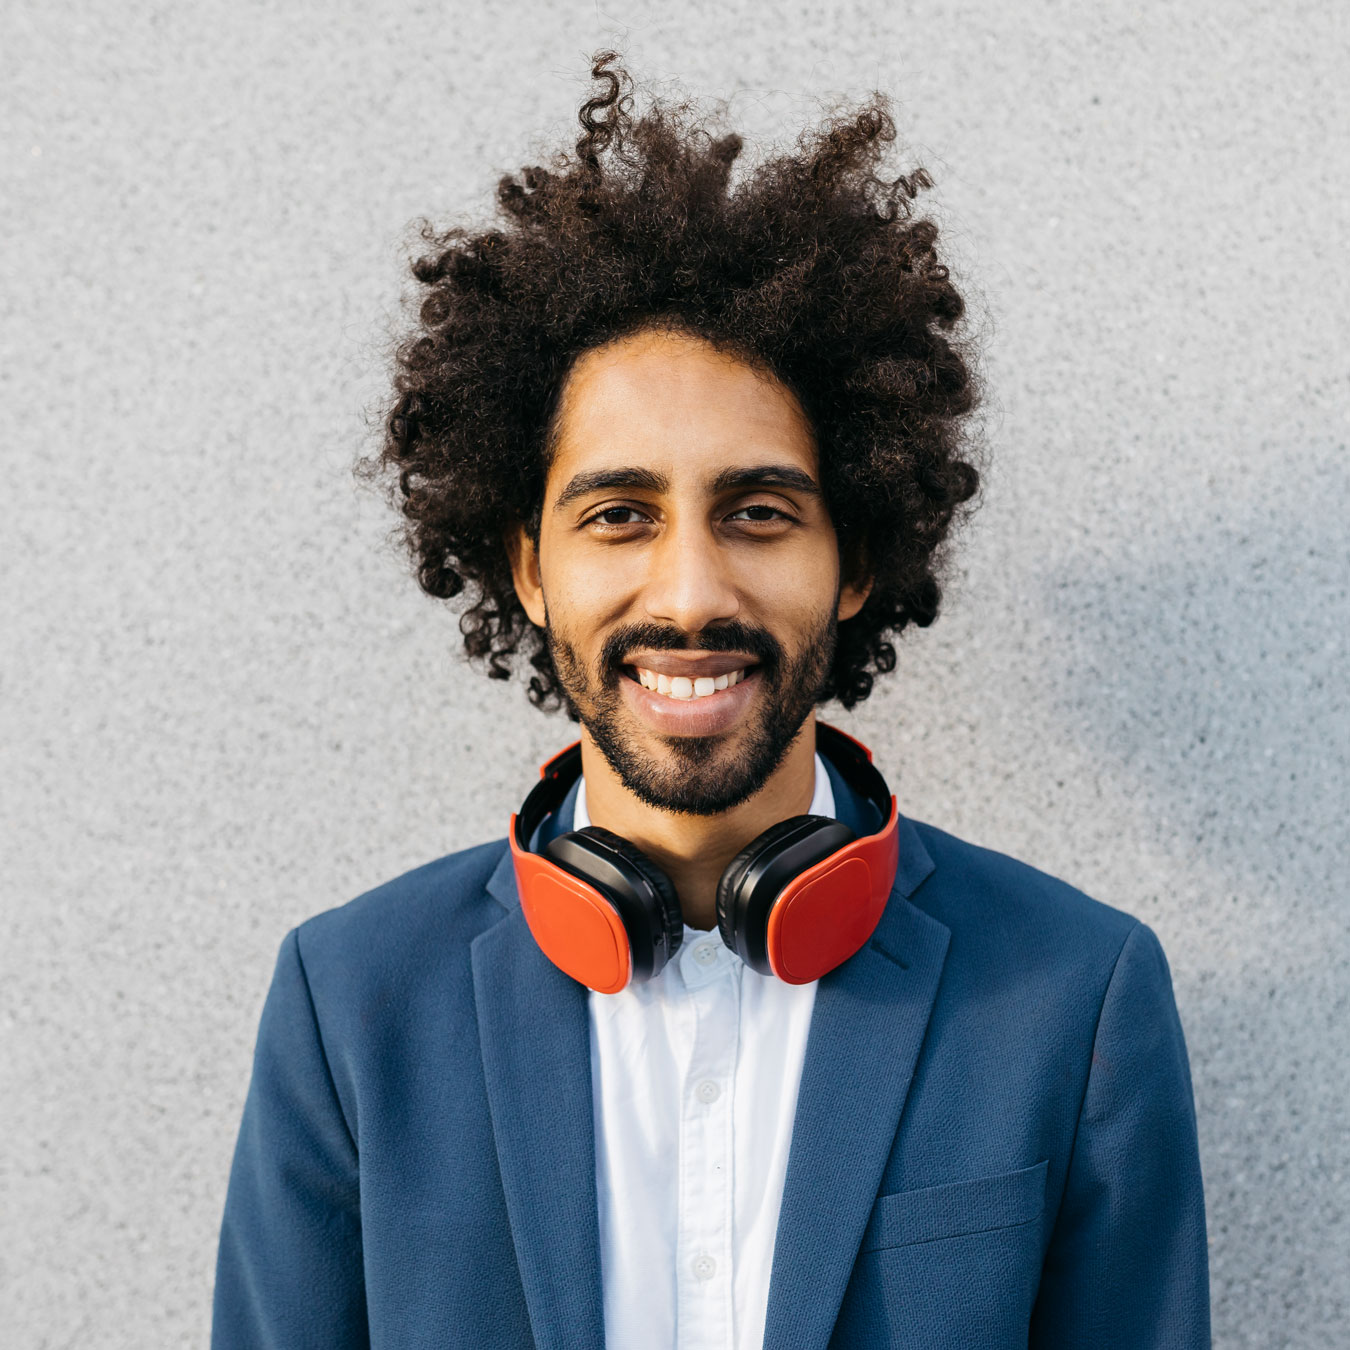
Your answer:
[714,815,834,955]
[715,814,857,974]
[567,825,685,956]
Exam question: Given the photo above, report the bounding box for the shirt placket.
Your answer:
[675,934,741,1349]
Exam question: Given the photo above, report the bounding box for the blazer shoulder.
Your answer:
[290,835,512,984]
[905,816,1143,971]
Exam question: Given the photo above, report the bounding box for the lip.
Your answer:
[623,652,760,679]
[619,664,762,737]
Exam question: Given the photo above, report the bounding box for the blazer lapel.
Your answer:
[473,782,605,1350]
[762,773,950,1350]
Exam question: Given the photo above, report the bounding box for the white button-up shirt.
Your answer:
[575,756,834,1350]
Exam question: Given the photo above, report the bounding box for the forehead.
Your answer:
[545,327,817,491]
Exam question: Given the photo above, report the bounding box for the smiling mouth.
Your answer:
[622,663,757,700]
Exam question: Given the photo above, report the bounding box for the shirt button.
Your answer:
[696,1080,721,1104]
[693,942,720,966]
[692,1253,716,1280]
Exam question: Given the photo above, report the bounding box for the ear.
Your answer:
[837,574,872,623]
[836,541,873,622]
[505,523,547,627]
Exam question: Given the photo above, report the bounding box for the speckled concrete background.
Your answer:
[2,1,1346,1345]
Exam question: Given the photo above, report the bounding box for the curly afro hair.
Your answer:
[362,52,983,716]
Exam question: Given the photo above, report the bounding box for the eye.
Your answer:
[727,504,793,523]
[583,505,652,529]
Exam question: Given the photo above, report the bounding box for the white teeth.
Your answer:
[633,666,752,700]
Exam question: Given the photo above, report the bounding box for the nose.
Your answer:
[639,517,741,635]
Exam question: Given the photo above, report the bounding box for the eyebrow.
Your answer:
[552,463,821,513]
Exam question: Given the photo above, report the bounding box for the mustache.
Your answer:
[599,621,784,681]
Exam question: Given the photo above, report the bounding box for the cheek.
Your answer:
[742,541,840,606]
[539,547,636,622]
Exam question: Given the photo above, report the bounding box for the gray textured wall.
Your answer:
[3,1,1346,1345]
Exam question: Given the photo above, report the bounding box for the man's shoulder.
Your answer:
[905,815,1146,976]
[289,835,513,983]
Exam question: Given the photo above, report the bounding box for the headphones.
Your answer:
[509,722,900,993]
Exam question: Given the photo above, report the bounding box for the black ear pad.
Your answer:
[565,825,685,955]
[715,814,857,972]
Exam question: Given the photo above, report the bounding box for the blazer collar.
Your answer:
[478,740,947,1350]
[473,789,602,1350]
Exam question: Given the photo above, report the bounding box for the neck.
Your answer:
[578,713,819,931]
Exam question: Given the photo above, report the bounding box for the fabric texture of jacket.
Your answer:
[212,754,1211,1348]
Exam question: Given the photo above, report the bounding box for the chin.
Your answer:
[595,716,795,817]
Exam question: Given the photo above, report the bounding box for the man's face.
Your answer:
[508,326,870,816]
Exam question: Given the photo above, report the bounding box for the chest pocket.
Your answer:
[860,1157,1049,1252]
[831,1160,1049,1349]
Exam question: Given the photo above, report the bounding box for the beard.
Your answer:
[545,605,839,816]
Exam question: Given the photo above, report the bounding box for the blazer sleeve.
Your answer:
[212,928,369,1349]
[1030,920,1211,1348]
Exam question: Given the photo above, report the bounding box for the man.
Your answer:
[213,53,1210,1349]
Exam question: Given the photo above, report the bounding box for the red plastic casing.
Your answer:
[764,721,899,983]
[510,811,633,994]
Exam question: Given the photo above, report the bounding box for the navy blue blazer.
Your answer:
[213,757,1210,1348]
